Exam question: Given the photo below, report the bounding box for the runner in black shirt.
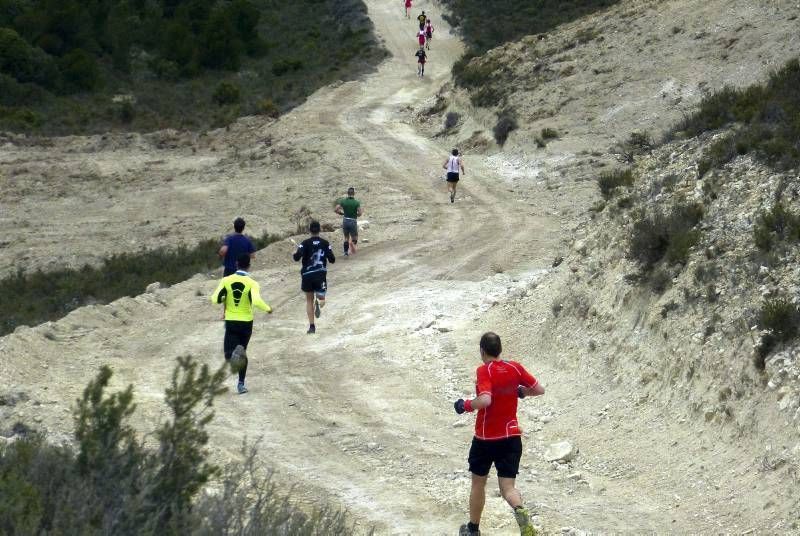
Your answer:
[292,220,336,334]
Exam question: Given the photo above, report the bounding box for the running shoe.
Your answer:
[314,297,321,318]
[344,250,349,256]
[307,324,316,334]
[514,506,537,536]
[459,524,480,536]
[237,382,248,394]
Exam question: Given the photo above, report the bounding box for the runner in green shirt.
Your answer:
[334,187,363,256]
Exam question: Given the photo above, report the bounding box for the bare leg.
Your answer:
[350,237,357,254]
[469,474,488,524]
[498,477,523,508]
[305,292,315,325]
[316,292,326,309]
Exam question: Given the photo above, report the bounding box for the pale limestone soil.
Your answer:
[1,0,798,534]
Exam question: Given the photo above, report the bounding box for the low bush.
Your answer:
[493,110,518,146]
[753,202,800,252]
[628,202,704,269]
[759,296,800,343]
[597,168,634,199]
[212,82,241,106]
[0,358,358,535]
[541,127,559,140]
[0,232,280,336]
[444,111,461,130]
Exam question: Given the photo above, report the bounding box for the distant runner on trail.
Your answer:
[453,332,544,536]
[415,47,427,78]
[219,217,255,276]
[334,187,363,256]
[425,20,434,50]
[417,10,427,30]
[404,0,412,18]
[443,148,465,203]
[211,254,272,394]
[417,29,426,48]
[292,221,336,334]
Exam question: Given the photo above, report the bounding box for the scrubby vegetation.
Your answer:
[492,109,518,146]
[0,0,385,133]
[628,201,704,270]
[439,0,619,55]
[673,58,800,175]
[753,202,800,252]
[0,357,357,534]
[597,168,634,199]
[0,233,280,336]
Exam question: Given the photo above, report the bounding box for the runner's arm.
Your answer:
[518,364,544,397]
[292,244,303,261]
[460,158,465,175]
[218,245,228,259]
[326,245,336,264]
[357,205,363,217]
[335,203,344,215]
[211,280,227,304]
[250,283,272,313]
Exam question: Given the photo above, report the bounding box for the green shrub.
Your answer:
[444,111,461,130]
[59,49,102,93]
[541,127,559,140]
[597,168,634,199]
[493,110,518,146]
[271,58,304,76]
[753,202,800,252]
[628,202,704,269]
[257,98,280,118]
[0,232,281,336]
[759,296,800,343]
[212,82,241,106]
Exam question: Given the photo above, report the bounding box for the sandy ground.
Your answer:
[2,0,799,534]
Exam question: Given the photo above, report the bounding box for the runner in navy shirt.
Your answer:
[219,217,255,276]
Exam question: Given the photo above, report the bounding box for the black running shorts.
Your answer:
[446,172,460,183]
[468,436,523,478]
[301,271,327,294]
[223,320,253,359]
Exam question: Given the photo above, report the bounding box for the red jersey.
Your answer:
[417,32,425,46]
[474,360,538,440]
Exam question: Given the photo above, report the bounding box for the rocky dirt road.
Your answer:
[2,0,798,534]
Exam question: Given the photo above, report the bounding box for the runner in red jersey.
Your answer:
[453,332,544,536]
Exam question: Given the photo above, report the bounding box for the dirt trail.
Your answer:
[2,0,796,534]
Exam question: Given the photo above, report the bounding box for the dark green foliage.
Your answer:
[0,0,386,133]
[212,81,240,106]
[597,168,634,199]
[628,202,704,269]
[759,296,800,343]
[440,0,619,54]
[0,358,357,534]
[146,356,227,530]
[493,109,518,146]
[444,111,460,130]
[675,58,800,172]
[753,202,800,252]
[541,127,559,140]
[0,233,280,336]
